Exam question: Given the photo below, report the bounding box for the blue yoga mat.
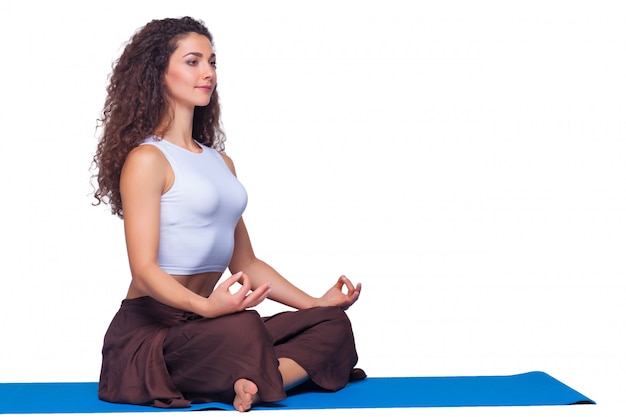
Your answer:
[0,372,593,413]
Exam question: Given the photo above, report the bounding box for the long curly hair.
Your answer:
[91,16,225,218]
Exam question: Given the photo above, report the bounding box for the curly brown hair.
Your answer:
[91,16,225,218]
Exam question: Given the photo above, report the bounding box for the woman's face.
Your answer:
[164,32,217,109]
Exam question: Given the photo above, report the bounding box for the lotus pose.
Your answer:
[91,16,363,412]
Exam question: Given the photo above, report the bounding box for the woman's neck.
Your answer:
[156,104,197,150]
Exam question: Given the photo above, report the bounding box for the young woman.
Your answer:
[91,16,363,412]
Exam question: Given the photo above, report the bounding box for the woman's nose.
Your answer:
[203,64,215,79]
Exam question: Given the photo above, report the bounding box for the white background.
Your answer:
[0,1,624,416]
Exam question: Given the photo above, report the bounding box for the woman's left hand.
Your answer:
[316,275,361,310]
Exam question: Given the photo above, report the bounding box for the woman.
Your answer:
[91,16,363,412]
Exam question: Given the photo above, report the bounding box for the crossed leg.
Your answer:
[232,307,357,412]
[233,358,308,412]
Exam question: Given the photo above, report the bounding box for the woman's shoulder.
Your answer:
[121,143,172,193]
[127,141,167,162]
[123,142,169,176]
[215,151,237,176]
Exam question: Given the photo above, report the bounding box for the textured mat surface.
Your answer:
[0,371,594,413]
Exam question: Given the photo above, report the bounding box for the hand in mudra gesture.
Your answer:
[204,271,272,317]
[317,275,361,310]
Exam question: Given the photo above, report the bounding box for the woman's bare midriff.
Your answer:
[125,271,224,300]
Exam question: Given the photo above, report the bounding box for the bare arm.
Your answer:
[222,153,361,310]
[229,217,318,309]
[120,145,270,317]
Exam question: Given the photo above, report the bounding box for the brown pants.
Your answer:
[98,297,358,408]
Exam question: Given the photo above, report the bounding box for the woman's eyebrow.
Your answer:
[183,52,216,58]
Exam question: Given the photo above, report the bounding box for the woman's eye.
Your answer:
[187,60,197,66]
[210,61,217,69]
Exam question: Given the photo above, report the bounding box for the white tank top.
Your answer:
[141,136,248,274]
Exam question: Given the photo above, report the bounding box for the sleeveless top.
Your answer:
[141,136,248,274]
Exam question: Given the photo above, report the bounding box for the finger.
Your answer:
[344,284,361,309]
[238,272,251,293]
[243,283,271,308]
[342,294,360,310]
[219,271,243,289]
[230,274,252,302]
[340,276,356,293]
[334,276,346,289]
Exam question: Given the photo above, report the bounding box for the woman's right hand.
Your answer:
[202,271,271,318]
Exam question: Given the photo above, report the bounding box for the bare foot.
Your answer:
[233,378,259,412]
